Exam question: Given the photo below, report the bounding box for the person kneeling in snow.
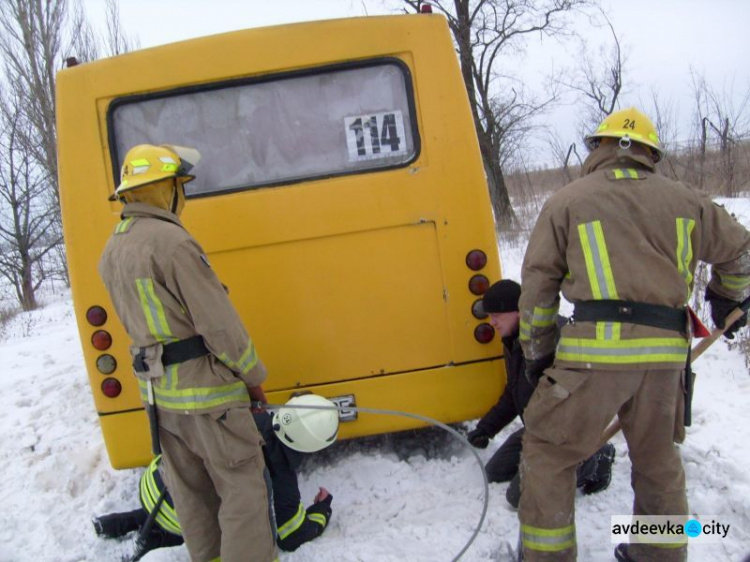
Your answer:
[94,395,339,558]
[465,280,616,508]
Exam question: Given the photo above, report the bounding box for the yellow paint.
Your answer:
[57,14,504,468]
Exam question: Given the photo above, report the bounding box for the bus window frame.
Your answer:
[106,57,422,200]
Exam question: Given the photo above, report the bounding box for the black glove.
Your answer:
[705,286,748,340]
[524,354,555,386]
[307,494,333,523]
[466,427,490,448]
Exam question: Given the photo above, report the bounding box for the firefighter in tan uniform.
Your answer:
[516,108,750,562]
[98,144,278,562]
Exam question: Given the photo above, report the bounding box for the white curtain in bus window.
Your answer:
[111,63,416,196]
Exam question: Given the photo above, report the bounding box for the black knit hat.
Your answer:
[481,279,521,314]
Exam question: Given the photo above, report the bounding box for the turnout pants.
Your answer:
[519,368,688,562]
[158,408,278,562]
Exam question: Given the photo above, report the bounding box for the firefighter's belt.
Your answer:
[573,300,687,333]
[161,336,210,366]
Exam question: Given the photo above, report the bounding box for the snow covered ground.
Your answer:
[0,198,748,562]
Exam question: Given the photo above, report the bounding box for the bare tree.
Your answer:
[402,0,593,228]
[565,11,626,139]
[103,0,139,56]
[644,88,680,180]
[690,69,750,196]
[0,96,62,311]
[546,130,583,183]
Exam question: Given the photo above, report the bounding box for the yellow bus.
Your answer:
[57,13,505,469]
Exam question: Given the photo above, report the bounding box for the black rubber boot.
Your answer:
[582,442,616,495]
[92,510,146,539]
[614,543,637,561]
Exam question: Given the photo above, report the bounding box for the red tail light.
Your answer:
[91,330,112,350]
[468,274,489,295]
[101,377,122,398]
[466,250,487,271]
[474,323,495,343]
[86,306,107,326]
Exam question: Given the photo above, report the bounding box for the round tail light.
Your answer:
[474,323,495,343]
[96,354,117,375]
[91,330,112,350]
[466,250,487,271]
[101,377,122,398]
[468,274,490,295]
[472,299,488,319]
[86,306,108,326]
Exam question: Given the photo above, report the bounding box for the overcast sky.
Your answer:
[80,0,750,166]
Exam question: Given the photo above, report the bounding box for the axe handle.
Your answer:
[598,297,750,448]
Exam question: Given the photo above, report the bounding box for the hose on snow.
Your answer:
[259,401,490,562]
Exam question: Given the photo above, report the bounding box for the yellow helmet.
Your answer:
[585,107,663,162]
[110,144,201,201]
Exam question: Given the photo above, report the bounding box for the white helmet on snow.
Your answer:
[272,394,339,453]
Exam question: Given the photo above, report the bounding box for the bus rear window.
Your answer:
[109,61,418,196]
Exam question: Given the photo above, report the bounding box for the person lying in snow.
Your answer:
[93,395,339,558]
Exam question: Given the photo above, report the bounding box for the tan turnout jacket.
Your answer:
[99,202,266,414]
[520,143,750,370]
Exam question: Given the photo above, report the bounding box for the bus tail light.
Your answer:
[86,305,107,326]
[468,274,489,295]
[472,299,487,319]
[96,354,117,375]
[101,377,122,398]
[465,249,487,271]
[92,330,112,350]
[474,323,494,343]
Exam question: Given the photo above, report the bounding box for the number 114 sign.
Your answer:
[345,110,408,161]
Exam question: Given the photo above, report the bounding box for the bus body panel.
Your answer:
[57,14,506,468]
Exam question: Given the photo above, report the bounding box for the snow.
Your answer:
[0,199,749,562]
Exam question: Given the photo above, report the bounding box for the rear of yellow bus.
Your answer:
[57,13,505,469]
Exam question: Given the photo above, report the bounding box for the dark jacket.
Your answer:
[143,412,332,552]
[475,333,534,437]
[476,316,566,437]
[254,412,333,552]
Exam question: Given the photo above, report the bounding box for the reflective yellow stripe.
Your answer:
[308,513,327,526]
[521,523,575,553]
[558,337,689,364]
[613,169,624,179]
[130,158,150,167]
[627,168,638,178]
[519,319,532,342]
[531,304,558,328]
[579,221,618,301]
[138,378,250,411]
[720,273,750,291]
[277,503,305,540]
[218,339,259,375]
[161,163,178,172]
[579,221,619,340]
[114,217,134,234]
[139,456,182,535]
[136,278,175,344]
[675,218,695,300]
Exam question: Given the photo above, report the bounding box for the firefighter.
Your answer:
[516,108,750,562]
[466,280,615,508]
[98,144,277,562]
[93,395,339,557]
